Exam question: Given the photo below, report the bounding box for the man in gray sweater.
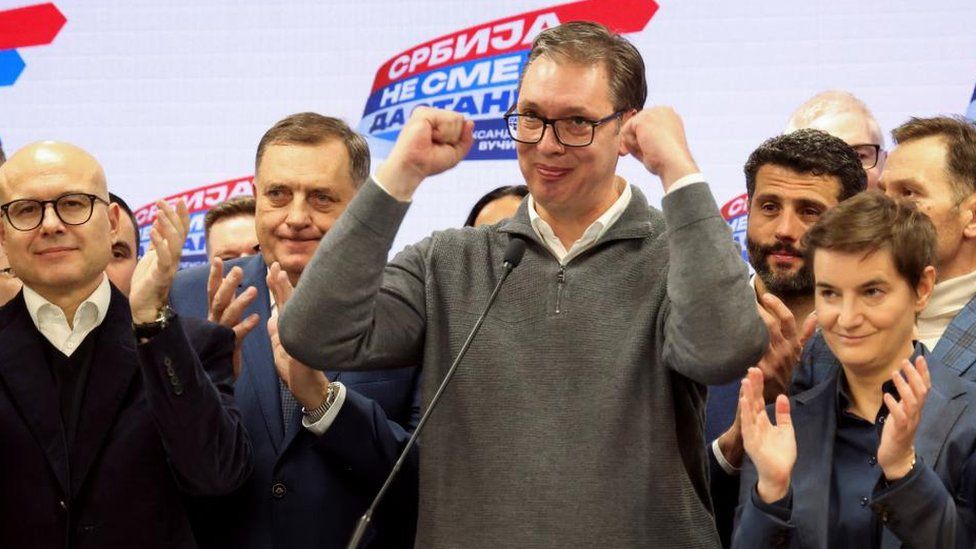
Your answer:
[279,21,767,548]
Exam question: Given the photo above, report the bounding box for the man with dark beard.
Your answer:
[708,129,867,546]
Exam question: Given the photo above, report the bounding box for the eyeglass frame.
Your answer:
[850,143,882,170]
[503,108,627,147]
[0,193,110,231]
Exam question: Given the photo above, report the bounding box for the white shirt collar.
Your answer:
[527,181,632,264]
[22,274,111,356]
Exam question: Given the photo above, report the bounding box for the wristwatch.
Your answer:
[133,305,176,341]
[302,382,341,423]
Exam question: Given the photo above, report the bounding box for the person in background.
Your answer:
[204,195,260,261]
[463,185,528,227]
[169,112,420,549]
[734,191,976,548]
[106,193,140,296]
[785,90,886,189]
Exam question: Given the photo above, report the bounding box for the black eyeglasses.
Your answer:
[504,110,626,147]
[0,193,109,231]
[851,144,882,170]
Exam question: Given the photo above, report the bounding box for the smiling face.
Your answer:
[746,164,842,298]
[815,247,929,376]
[515,56,628,223]
[254,140,357,284]
[0,142,118,302]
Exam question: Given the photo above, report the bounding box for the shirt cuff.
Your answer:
[712,438,741,475]
[302,382,347,436]
[665,172,706,194]
[371,174,412,203]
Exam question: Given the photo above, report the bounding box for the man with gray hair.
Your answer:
[786,90,886,189]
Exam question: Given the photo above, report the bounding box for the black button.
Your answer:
[163,357,173,367]
[166,364,175,376]
[174,384,184,396]
[878,415,886,424]
[170,375,181,386]
[868,456,877,466]
[272,482,287,498]
[860,497,869,507]
[59,500,67,510]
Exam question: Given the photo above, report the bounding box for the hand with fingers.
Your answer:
[740,367,796,504]
[877,356,931,481]
[206,256,260,379]
[375,106,475,201]
[620,106,701,192]
[130,200,191,324]
[266,262,330,410]
[715,295,816,469]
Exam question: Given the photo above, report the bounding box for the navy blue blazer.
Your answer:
[170,254,421,549]
[733,346,976,548]
[0,285,251,549]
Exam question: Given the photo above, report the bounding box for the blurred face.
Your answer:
[747,165,841,298]
[106,209,138,295]
[207,214,259,261]
[0,153,117,300]
[0,240,22,306]
[815,248,931,377]
[516,57,628,221]
[804,112,886,189]
[473,195,523,227]
[879,136,975,281]
[254,141,357,283]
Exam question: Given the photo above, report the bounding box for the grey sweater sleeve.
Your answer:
[659,182,768,385]
[279,178,428,371]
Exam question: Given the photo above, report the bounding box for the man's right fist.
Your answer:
[376,107,475,201]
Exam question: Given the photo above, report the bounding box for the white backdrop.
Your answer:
[2,0,975,264]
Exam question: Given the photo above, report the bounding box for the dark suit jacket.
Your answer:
[733,346,976,548]
[0,285,251,549]
[170,254,421,549]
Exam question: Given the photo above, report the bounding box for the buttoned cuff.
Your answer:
[712,438,741,475]
[302,382,348,435]
[665,172,706,194]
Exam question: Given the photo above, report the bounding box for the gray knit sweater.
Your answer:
[280,179,767,548]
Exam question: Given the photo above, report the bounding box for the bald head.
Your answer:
[785,91,886,189]
[0,141,107,203]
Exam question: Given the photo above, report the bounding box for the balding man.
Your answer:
[0,142,251,549]
[786,90,887,189]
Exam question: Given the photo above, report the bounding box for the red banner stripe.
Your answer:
[0,3,67,50]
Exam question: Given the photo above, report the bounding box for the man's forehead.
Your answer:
[805,112,877,145]
[255,141,352,186]
[517,57,613,114]
[1,143,106,200]
[753,164,842,201]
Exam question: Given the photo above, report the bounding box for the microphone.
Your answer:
[345,237,527,549]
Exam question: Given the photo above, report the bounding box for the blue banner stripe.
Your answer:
[0,50,25,86]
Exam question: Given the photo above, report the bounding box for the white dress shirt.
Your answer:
[23,275,111,357]
[526,173,706,265]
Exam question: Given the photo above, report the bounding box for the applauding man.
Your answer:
[0,142,250,548]
[280,21,766,548]
[734,192,976,548]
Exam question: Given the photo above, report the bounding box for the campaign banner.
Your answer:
[720,192,749,264]
[135,176,254,269]
[359,0,658,160]
[967,83,976,121]
[0,2,66,86]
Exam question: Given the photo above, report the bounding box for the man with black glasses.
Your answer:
[0,141,251,549]
[279,21,766,548]
[785,90,887,189]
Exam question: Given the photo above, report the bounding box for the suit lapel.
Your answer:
[791,378,838,549]
[70,287,138,496]
[916,358,968,467]
[238,256,286,452]
[0,295,70,494]
[932,295,976,379]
